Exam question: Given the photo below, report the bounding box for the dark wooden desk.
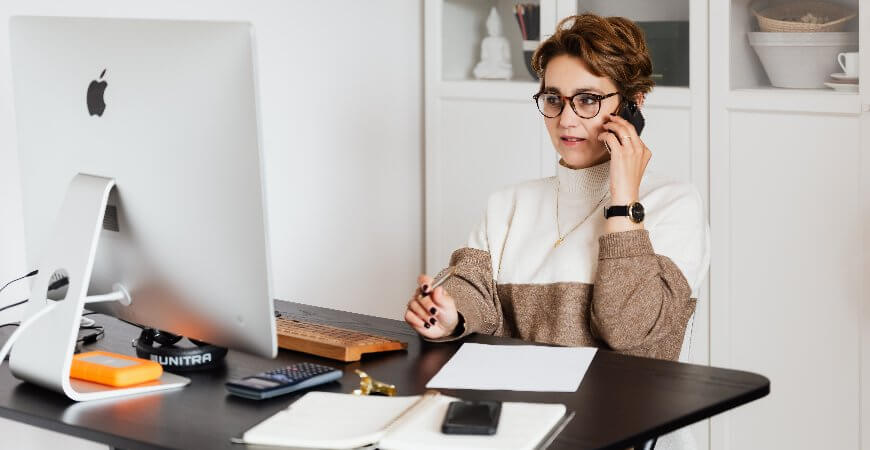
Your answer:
[0,300,768,450]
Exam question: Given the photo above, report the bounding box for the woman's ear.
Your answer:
[634,93,645,109]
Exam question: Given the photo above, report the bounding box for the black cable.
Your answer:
[1,319,104,347]
[117,317,146,330]
[0,277,71,315]
[0,271,37,315]
[0,270,38,295]
[48,277,69,291]
[0,299,28,314]
[1,317,106,361]
[78,325,105,345]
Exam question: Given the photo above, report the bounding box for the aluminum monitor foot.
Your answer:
[9,174,189,401]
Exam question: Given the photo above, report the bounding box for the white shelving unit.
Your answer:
[726,0,861,113]
[727,87,864,114]
[441,0,541,83]
[730,0,859,87]
[710,1,868,450]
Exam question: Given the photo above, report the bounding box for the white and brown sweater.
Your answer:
[434,160,710,362]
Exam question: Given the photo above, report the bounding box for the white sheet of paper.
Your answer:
[425,343,597,392]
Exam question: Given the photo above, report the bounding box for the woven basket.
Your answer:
[751,1,856,32]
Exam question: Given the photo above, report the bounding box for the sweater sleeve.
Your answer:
[589,187,709,360]
[423,247,504,342]
[424,192,510,343]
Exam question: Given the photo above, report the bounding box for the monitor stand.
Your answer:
[8,174,190,401]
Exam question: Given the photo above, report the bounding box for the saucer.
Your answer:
[824,81,859,93]
[830,72,859,82]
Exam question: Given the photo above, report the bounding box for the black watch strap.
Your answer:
[603,205,629,218]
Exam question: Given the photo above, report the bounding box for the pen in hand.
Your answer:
[421,266,456,297]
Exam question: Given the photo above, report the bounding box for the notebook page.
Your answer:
[241,392,420,449]
[380,395,567,450]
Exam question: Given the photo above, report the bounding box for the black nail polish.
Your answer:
[421,284,429,293]
[430,317,436,325]
[429,307,437,314]
[424,323,430,329]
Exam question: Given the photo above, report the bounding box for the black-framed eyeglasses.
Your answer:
[532,91,619,119]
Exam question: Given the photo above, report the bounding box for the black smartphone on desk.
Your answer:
[441,399,502,435]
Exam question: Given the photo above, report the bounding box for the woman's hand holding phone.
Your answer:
[599,113,651,232]
[404,273,460,339]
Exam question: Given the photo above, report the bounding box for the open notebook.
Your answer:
[232,391,572,450]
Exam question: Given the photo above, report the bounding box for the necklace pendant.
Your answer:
[554,237,563,248]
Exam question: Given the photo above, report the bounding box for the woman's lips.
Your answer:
[560,136,586,146]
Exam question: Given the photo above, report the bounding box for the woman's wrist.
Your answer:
[604,216,644,233]
[609,189,638,205]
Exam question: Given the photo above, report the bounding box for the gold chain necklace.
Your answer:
[553,177,608,248]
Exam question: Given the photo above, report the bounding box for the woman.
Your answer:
[405,13,709,447]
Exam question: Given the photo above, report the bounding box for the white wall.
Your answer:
[0,1,423,447]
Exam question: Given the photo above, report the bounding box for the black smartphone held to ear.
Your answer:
[617,100,645,136]
[441,399,502,435]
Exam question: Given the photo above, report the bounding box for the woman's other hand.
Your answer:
[599,113,651,232]
[404,274,460,339]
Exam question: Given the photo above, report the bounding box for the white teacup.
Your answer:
[837,52,859,77]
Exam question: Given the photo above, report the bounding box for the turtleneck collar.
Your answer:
[556,159,610,199]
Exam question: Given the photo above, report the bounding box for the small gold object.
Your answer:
[352,369,396,396]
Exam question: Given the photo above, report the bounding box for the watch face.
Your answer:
[629,203,645,223]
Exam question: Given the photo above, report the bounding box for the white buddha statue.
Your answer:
[473,7,513,80]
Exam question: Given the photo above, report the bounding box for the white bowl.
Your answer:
[748,32,858,88]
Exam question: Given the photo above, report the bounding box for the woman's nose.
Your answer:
[558,104,581,128]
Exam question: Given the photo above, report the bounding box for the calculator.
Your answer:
[225,362,342,400]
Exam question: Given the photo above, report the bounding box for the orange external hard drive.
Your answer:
[70,351,163,387]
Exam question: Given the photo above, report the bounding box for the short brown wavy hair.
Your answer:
[531,13,654,104]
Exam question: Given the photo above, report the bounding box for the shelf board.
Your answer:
[727,88,863,115]
[436,80,539,102]
[436,80,693,108]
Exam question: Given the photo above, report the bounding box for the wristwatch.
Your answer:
[604,202,645,223]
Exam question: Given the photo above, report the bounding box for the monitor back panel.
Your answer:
[10,16,276,358]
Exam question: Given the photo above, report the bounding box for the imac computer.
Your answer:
[7,16,277,401]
